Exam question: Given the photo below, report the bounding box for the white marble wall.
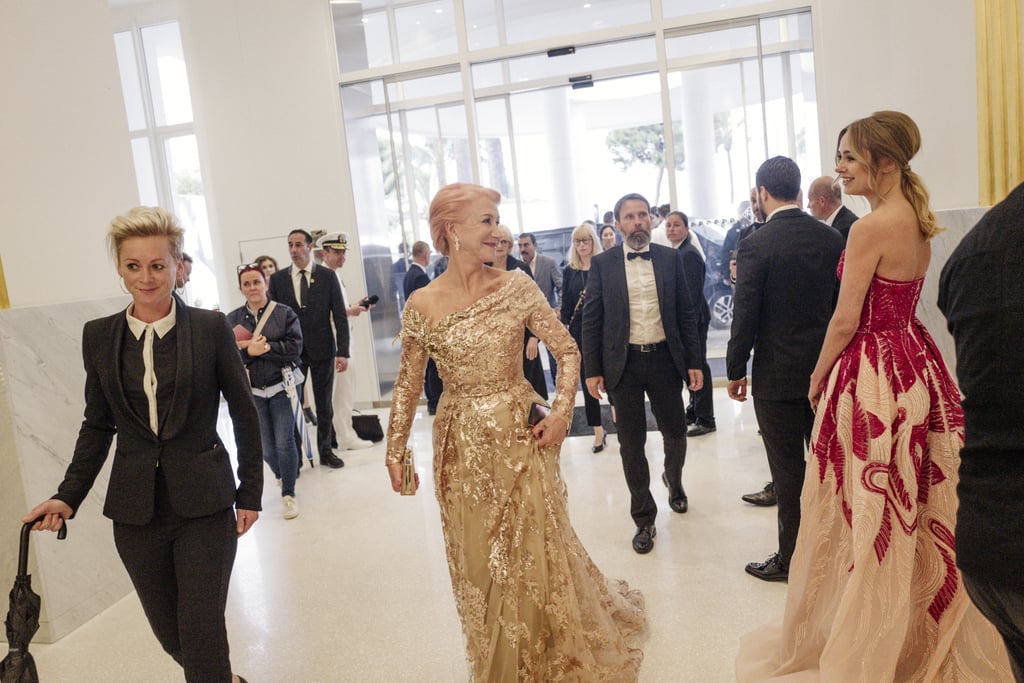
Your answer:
[919,207,991,379]
[0,296,133,643]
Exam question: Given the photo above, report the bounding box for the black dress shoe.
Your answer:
[742,481,777,506]
[319,452,345,469]
[427,406,437,416]
[592,433,607,453]
[687,423,716,437]
[303,406,317,426]
[745,553,789,582]
[632,525,656,554]
[661,472,688,513]
[685,409,696,425]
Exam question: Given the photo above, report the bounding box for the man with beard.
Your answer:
[582,192,704,554]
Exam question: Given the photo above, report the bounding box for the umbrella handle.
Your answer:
[19,516,68,578]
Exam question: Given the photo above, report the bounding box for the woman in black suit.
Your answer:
[24,207,261,683]
[561,222,607,452]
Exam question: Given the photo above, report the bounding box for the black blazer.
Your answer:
[832,205,859,242]
[581,244,701,391]
[726,208,844,401]
[678,238,710,327]
[268,263,349,361]
[402,264,431,299]
[53,297,263,525]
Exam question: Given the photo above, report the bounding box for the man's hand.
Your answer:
[525,337,539,360]
[235,509,259,537]
[335,357,349,373]
[687,369,703,391]
[727,378,748,402]
[585,376,605,401]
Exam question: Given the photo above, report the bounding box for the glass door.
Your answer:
[340,68,472,395]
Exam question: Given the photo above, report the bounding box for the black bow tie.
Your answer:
[627,251,651,261]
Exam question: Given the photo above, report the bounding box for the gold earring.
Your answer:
[453,235,461,252]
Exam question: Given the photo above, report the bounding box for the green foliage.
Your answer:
[174,168,203,195]
[605,123,685,172]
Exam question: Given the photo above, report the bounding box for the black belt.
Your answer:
[627,341,668,353]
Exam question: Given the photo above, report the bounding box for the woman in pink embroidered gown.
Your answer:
[736,111,1012,681]
[385,183,646,681]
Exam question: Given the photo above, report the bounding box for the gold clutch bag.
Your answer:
[400,447,417,496]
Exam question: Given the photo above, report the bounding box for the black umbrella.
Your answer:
[0,517,67,683]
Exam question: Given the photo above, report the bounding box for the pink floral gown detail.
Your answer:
[736,254,1012,682]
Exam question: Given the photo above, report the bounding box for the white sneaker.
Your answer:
[282,496,299,520]
[345,438,374,450]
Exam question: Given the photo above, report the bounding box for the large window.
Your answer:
[334,3,820,391]
[113,21,218,309]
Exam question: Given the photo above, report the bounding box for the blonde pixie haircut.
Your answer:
[428,183,501,256]
[567,223,601,270]
[108,206,185,262]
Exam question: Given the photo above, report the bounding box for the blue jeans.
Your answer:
[253,390,298,497]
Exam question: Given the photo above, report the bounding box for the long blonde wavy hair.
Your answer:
[843,111,942,239]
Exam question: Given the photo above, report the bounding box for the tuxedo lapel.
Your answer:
[608,247,629,322]
[651,246,671,313]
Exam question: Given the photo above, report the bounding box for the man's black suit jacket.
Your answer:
[53,296,263,524]
[269,263,349,361]
[726,208,844,401]
[582,244,701,391]
[832,205,859,242]
[402,263,431,299]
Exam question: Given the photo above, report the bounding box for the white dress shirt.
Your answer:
[125,299,177,435]
[623,246,667,345]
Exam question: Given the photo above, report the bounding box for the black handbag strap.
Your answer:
[566,287,586,329]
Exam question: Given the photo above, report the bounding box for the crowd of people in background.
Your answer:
[22,107,1024,682]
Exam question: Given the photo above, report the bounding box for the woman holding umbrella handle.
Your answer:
[226,263,304,520]
[23,206,260,683]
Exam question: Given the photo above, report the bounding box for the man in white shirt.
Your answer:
[807,175,859,242]
[317,232,374,451]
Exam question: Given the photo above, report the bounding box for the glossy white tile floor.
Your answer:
[31,387,787,682]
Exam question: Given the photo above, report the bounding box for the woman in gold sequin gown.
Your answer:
[386,183,647,681]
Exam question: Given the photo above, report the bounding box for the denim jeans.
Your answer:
[253,390,298,497]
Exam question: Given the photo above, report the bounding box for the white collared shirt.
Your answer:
[291,261,312,306]
[623,246,667,345]
[125,299,177,435]
[765,204,801,221]
[824,205,842,227]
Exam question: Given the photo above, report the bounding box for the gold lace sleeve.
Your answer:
[522,276,581,424]
[385,307,429,466]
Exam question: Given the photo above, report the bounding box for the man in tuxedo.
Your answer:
[583,193,704,555]
[518,232,562,387]
[269,229,349,468]
[403,241,442,415]
[727,157,843,581]
[807,175,859,242]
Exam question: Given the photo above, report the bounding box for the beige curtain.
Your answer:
[0,256,9,309]
[976,0,1024,203]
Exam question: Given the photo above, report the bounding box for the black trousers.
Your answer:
[962,572,1024,681]
[424,357,443,412]
[608,347,687,528]
[113,470,237,683]
[580,358,602,427]
[302,354,336,459]
[687,319,715,427]
[752,396,813,566]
